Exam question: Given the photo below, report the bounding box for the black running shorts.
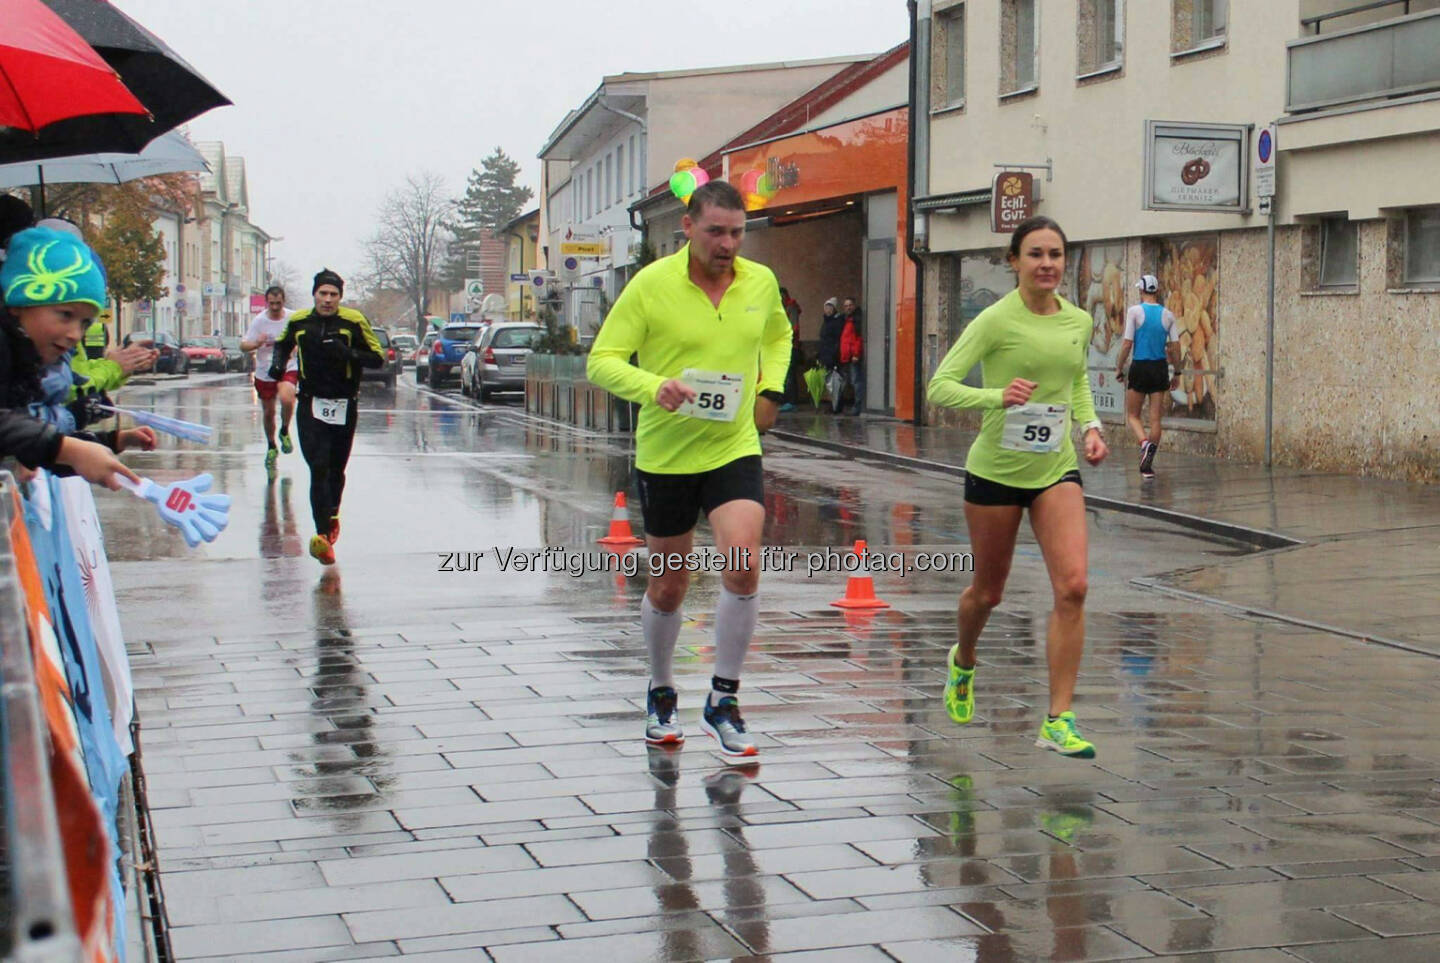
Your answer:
[963,469,1083,508]
[1126,359,1170,395]
[636,455,765,538]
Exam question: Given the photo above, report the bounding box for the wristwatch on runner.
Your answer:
[759,390,785,404]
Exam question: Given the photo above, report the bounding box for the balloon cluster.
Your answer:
[669,158,710,206]
[739,168,778,212]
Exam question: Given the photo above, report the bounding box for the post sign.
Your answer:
[1144,121,1248,212]
[249,294,266,312]
[991,171,1034,233]
[560,241,607,257]
[1254,124,1276,199]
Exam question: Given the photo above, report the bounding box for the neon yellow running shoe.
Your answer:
[1036,711,1096,759]
[943,645,975,725]
[264,447,278,471]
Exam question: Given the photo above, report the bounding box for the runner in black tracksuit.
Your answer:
[268,269,382,565]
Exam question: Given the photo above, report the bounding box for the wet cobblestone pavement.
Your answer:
[104,380,1440,960]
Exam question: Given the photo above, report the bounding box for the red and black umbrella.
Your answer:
[41,0,230,135]
[0,0,147,133]
[0,0,231,163]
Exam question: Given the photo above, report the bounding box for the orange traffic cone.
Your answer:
[831,539,890,609]
[598,492,645,546]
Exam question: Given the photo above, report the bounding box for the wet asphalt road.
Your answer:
[102,373,1440,961]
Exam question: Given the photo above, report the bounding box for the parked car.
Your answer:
[461,323,542,400]
[392,333,418,368]
[427,323,482,388]
[220,336,252,372]
[414,330,439,383]
[123,330,188,375]
[360,327,399,388]
[182,336,227,372]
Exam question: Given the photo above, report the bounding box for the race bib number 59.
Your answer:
[675,369,743,422]
[1001,403,1067,453]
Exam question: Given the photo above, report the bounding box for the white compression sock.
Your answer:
[642,594,682,688]
[710,587,758,703]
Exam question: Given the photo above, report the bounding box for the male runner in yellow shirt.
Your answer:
[588,180,792,757]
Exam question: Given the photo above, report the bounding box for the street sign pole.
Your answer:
[1256,124,1277,468]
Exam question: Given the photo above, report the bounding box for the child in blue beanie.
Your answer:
[0,227,150,487]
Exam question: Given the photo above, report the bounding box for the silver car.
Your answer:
[462,323,543,400]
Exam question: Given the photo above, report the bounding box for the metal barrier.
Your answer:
[0,473,82,962]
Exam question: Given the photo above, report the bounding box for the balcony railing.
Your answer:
[1287,8,1440,112]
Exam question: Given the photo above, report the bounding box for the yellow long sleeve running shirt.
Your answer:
[587,244,792,474]
[927,288,1099,488]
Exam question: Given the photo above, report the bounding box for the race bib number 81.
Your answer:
[312,396,349,426]
[1001,403,1067,453]
[675,369,743,422]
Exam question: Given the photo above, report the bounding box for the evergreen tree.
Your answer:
[443,147,534,288]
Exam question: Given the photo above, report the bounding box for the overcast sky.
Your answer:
[115,0,908,285]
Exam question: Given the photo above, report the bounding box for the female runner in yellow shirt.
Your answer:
[927,216,1109,758]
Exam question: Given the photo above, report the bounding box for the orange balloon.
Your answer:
[674,157,697,173]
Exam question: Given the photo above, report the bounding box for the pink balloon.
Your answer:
[688,166,709,188]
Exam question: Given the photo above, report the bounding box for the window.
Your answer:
[604,154,612,209]
[628,135,636,195]
[586,168,593,218]
[932,3,965,108]
[1319,217,1357,288]
[1000,0,1038,95]
[1077,0,1123,76]
[1405,207,1440,283]
[1172,0,1226,54]
[616,144,625,199]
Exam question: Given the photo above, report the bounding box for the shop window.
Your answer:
[1077,0,1123,77]
[1319,217,1358,288]
[1404,207,1440,284]
[932,2,966,109]
[1172,0,1226,55]
[1000,0,1038,97]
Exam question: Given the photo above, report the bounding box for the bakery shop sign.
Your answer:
[1144,121,1248,213]
[990,171,1034,233]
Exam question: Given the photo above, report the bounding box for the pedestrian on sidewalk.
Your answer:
[1114,274,1181,479]
[268,269,384,566]
[587,180,792,759]
[779,286,803,411]
[927,215,1108,759]
[817,298,844,411]
[242,285,298,473]
[838,296,864,415]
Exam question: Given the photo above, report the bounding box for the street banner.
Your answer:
[6,485,119,962]
[58,477,134,755]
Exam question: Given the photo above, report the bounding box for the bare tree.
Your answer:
[267,258,301,302]
[366,172,454,339]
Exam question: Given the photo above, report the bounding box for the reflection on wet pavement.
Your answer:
[106,377,1440,959]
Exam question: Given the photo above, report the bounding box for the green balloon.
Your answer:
[670,170,697,199]
[757,173,775,196]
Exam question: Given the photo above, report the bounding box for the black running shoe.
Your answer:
[1139,441,1157,477]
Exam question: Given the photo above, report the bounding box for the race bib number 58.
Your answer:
[675,369,743,422]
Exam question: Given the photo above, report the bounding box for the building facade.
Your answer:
[913,0,1440,479]
[538,55,873,340]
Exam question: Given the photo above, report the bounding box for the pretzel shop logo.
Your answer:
[991,171,1034,233]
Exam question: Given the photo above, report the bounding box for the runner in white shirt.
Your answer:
[241,285,298,472]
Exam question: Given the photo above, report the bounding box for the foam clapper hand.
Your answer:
[116,472,231,547]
